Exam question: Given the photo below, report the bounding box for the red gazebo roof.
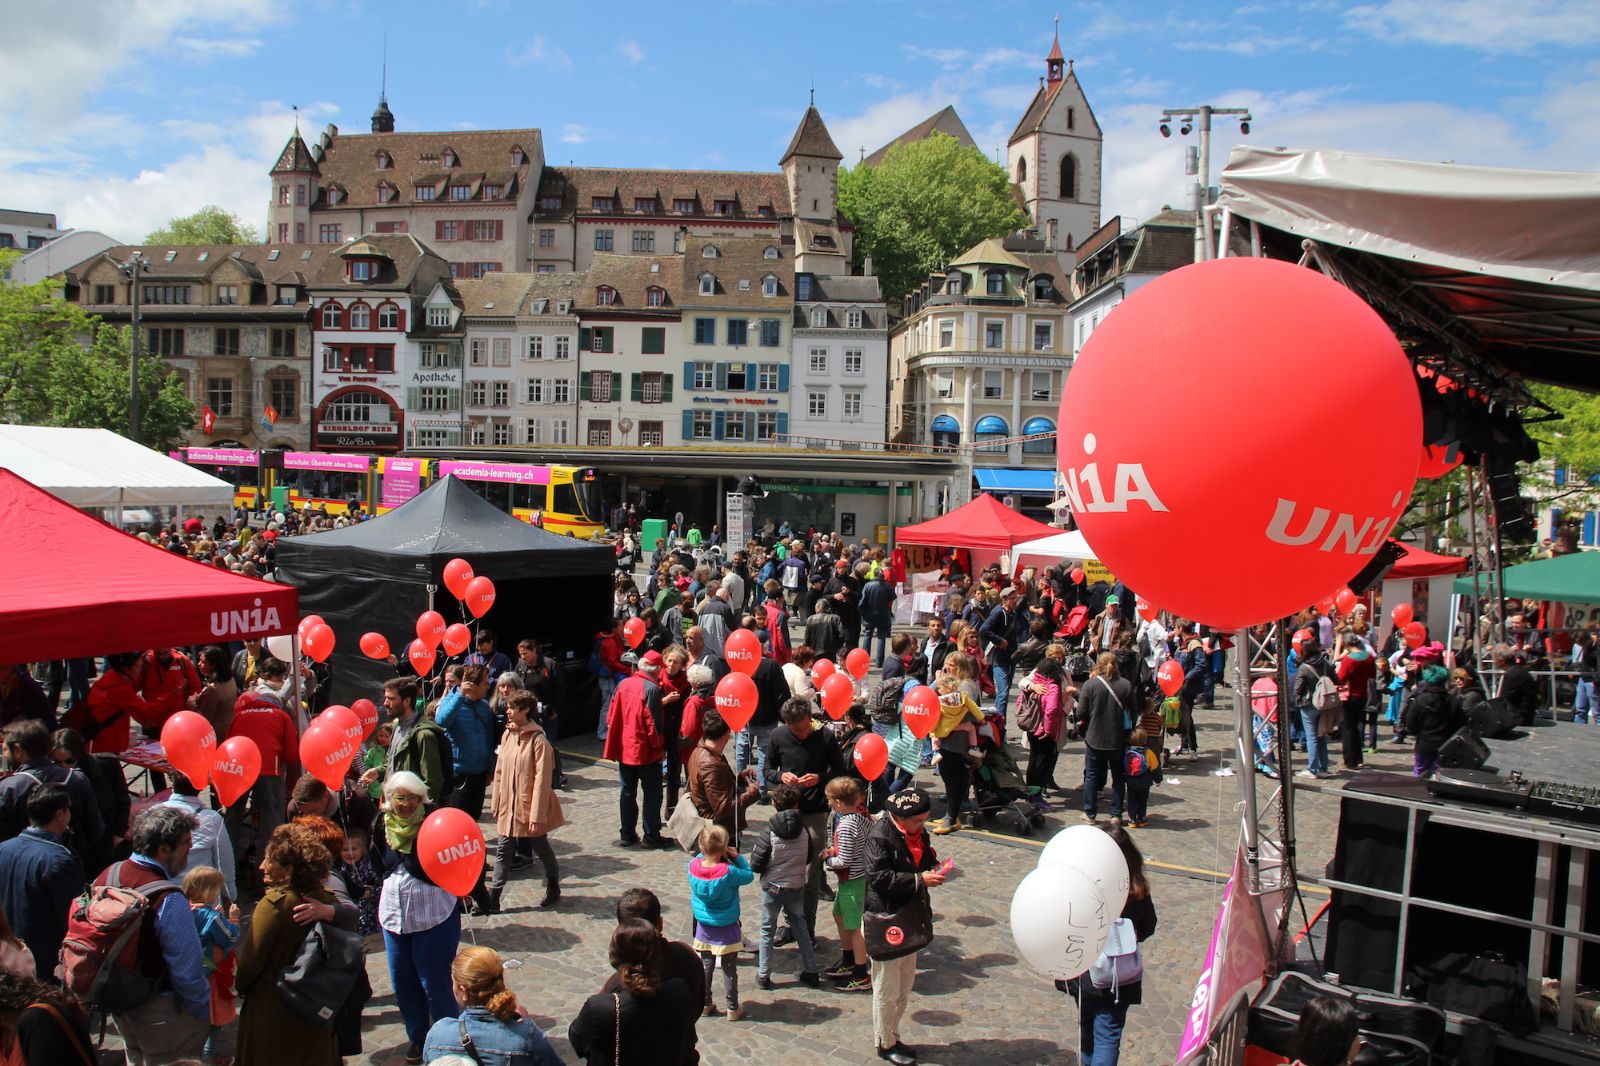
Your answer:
[895,493,1059,553]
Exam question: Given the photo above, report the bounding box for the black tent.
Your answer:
[275,475,614,715]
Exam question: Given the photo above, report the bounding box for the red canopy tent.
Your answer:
[1386,541,1468,580]
[0,470,298,662]
[895,493,1059,552]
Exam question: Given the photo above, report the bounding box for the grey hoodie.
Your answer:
[749,807,814,890]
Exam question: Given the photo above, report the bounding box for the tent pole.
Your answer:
[290,631,305,734]
[1234,637,1259,894]
[1466,464,1484,670]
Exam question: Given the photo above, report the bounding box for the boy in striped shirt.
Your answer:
[820,776,872,990]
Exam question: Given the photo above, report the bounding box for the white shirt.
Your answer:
[378,865,457,935]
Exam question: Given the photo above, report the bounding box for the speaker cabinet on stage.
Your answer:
[1437,728,1490,769]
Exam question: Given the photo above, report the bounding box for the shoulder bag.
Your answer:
[666,796,711,852]
[864,886,933,961]
[276,918,366,1026]
[612,991,622,1066]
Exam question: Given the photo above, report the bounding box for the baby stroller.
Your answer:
[970,722,1049,835]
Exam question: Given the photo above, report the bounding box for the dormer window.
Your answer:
[326,186,343,205]
[986,270,1005,295]
[540,194,562,211]
[510,146,525,165]
[673,198,695,213]
[442,149,458,167]
[1032,276,1054,300]
[449,185,472,201]
[275,285,298,305]
[349,259,379,282]
[377,183,396,203]
[763,246,779,260]
[375,151,392,169]
[701,244,719,258]
[947,276,963,295]
[427,306,451,328]
[633,198,657,213]
[698,273,715,296]
[810,307,827,328]
[415,184,437,201]
[482,184,502,199]
[713,200,736,216]
[595,286,616,306]
[646,286,665,307]
[846,307,863,329]
[556,300,571,314]
[591,196,615,212]
[761,274,778,298]
[757,206,775,218]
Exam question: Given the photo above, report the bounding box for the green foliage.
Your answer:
[0,249,194,451]
[144,204,259,246]
[838,133,1028,304]
[1530,383,1600,488]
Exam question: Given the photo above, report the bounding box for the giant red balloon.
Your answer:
[844,647,872,681]
[724,629,762,677]
[853,731,888,779]
[821,673,854,720]
[418,808,487,897]
[1391,603,1414,628]
[302,623,335,664]
[442,623,472,657]
[299,720,355,791]
[359,632,390,660]
[713,672,758,732]
[1418,444,1462,480]
[352,698,380,739]
[408,640,437,677]
[416,611,447,649]
[160,711,216,787]
[1057,257,1420,630]
[622,617,646,649]
[443,557,475,600]
[211,736,261,807]
[1156,660,1185,698]
[900,685,940,739]
[464,576,496,619]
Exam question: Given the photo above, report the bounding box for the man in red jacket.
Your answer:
[603,651,666,849]
[223,658,297,876]
[84,653,183,754]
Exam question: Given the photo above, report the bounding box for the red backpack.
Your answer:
[60,864,181,1013]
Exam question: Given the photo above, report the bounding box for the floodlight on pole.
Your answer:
[1156,105,1253,262]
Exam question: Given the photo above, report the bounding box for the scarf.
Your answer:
[384,805,424,853]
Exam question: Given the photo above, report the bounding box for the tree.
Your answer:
[144,205,259,246]
[0,250,194,451]
[838,133,1028,305]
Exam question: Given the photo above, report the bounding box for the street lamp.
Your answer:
[119,254,151,442]
[1156,105,1252,262]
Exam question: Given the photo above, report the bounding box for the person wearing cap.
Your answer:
[604,650,669,848]
[980,586,1025,722]
[864,788,945,1065]
[1088,595,1124,656]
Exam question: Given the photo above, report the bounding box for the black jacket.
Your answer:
[763,726,843,813]
[1403,681,1461,757]
[1075,675,1133,751]
[859,578,896,621]
[569,978,691,1066]
[864,812,938,915]
[1500,663,1540,719]
[1293,654,1331,710]
[748,658,792,729]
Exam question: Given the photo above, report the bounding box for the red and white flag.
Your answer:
[200,405,216,433]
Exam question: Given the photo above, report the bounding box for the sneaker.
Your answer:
[835,973,873,991]
[725,1006,744,1021]
[773,926,794,947]
[405,1041,424,1065]
[823,958,854,978]
[757,973,775,991]
[931,820,958,835]
[799,971,821,987]
[1295,770,1318,779]
[1082,812,1097,823]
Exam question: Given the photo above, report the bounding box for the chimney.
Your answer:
[863,253,873,277]
[1046,219,1058,252]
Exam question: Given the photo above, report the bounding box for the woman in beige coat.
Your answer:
[488,690,565,910]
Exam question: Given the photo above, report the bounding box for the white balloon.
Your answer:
[1010,864,1112,980]
[265,634,295,663]
[1038,824,1131,917]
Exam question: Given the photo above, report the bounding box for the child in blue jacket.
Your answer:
[688,823,755,1020]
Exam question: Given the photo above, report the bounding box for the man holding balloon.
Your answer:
[222,658,298,868]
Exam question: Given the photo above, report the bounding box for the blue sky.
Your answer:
[3,0,1596,244]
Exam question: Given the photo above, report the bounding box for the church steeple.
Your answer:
[1046,16,1065,85]
[372,42,395,133]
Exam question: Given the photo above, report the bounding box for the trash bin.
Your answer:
[640,518,669,553]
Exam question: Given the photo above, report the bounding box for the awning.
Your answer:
[974,467,1056,494]
[0,425,233,510]
[929,414,960,433]
[1452,551,1600,605]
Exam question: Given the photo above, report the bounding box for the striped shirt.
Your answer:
[828,811,870,880]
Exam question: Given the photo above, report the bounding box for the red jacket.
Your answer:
[136,651,202,732]
[598,633,632,680]
[763,601,792,666]
[85,669,182,754]
[602,674,664,766]
[227,691,298,777]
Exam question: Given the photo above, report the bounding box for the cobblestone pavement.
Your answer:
[337,676,1404,1066]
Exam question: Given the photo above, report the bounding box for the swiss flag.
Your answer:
[200,405,216,433]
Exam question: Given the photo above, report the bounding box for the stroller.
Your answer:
[969,720,1049,835]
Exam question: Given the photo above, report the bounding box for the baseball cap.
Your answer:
[641,650,665,667]
[1106,594,1120,605]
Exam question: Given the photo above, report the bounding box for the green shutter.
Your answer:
[682,410,694,440]
[713,411,726,440]
[630,373,642,402]
[661,374,673,402]
[744,412,755,440]
[642,327,665,355]
[578,326,591,351]
[745,362,757,391]
[579,371,591,401]
[602,328,614,353]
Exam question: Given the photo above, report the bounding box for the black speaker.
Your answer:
[1437,727,1490,770]
[1348,539,1407,595]
[1467,697,1520,740]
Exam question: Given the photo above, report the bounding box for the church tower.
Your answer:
[267,126,318,245]
[782,101,848,273]
[1007,19,1103,263]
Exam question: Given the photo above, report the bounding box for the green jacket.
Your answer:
[390,714,450,805]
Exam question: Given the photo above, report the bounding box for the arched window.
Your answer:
[322,388,391,424]
[975,414,1009,453]
[1067,107,1076,131]
[320,303,342,329]
[698,273,715,296]
[701,244,719,258]
[1061,154,1077,200]
[930,414,960,450]
[1016,157,1027,184]
[348,303,371,330]
[986,270,1006,295]
[1022,416,1056,455]
[376,302,400,329]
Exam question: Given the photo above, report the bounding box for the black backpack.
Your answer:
[277,920,367,1026]
[865,676,906,726]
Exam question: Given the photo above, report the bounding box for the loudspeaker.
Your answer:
[1467,697,1520,740]
[1437,727,1490,770]
[1485,455,1536,544]
[1348,538,1407,595]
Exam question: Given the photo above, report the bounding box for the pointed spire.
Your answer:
[780,103,842,164]
[1046,16,1066,84]
[1048,16,1063,60]
[372,36,396,133]
[271,123,318,175]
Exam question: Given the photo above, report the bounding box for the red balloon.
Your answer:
[844,647,872,681]
[1136,597,1158,622]
[1156,660,1185,698]
[211,736,261,807]
[416,611,447,649]
[713,672,758,732]
[298,720,355,791]
[1391,602,1414,628]
[1403,621,1427,649]
[1070,566,1085,585]
[1315,596,1336,617]
[359,632,390,660]
[352,698,380,739]
[303,622,335,664]
[900,685,940,739]
[408,640,437,677]
[1334,588,1359,616]
[821,673,854,720]
[724,629,762,677]
[297,615,325,640]
[622,617,647,650]
[811,658,837,685]
[1418,444,1462,480]
[464,576,496,619]
[442,623,473,657]
[418,808,487,897]
[443,557,475,600]
[1291,628,1313,656]
[853,731,888,779]
[319,705,363,749]
[160,711,216,787]
[1057,257,1420,631]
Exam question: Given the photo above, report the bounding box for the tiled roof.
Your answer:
[796,218,847,254]
[0,208,58,228]
[781,106,843,163]
[1008,82,1061,145]
[454,273,537,316]
[271,133,319,175]
[806,275,883,302]
[303,232,439,290]
[950,238,1029,270]
[578,253,684,312]
[311,127,538,209]
[63,243,331,285]
[681,236,794,309]
[862,106,976,168]
[519,272,585,315]
[534,167,789,222]
[1126,212,1197,275]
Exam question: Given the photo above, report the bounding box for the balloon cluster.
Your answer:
[351,557,498,680]
[1010,826,1131,981]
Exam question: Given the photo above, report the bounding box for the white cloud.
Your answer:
[173,36,263,60]
[560,123,592,145]
[508,36,572,70]
[618,40,645,64]
[1348,0,1600,52]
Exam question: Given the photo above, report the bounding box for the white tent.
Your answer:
[1011,530,1097,573]
[0,425,232,510]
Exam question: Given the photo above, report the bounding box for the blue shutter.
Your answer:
[713,411,726,440]
[776,412,788,437]
[682,410,694,440]
[744,412,755,440]
[745,362,757,391]
[715,363,728,390]
[777,364,789,391]
[683,360,695,390]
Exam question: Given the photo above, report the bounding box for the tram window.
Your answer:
[551,481,580,517]
[477,481,512,512]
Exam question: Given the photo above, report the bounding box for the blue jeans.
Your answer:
[1577,679,1597,723]
[1082,746,1126,819]
[618,761,663,841]
[734,724,776,791]
[992,661,1013,714]
[596,674,617,739]
[384,906,462,1044]
[759,885,819,978]
[1079,993,1129,1066]
[861,616,892,665]
[1205,649,1225,703]
[1299,706,1327,773]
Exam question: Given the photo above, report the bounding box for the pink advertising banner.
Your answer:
[380,457,423,508]
[438,461,550,486]
[186,447,258,465]
[283,451,373,473]
[1174,847,1275,1063]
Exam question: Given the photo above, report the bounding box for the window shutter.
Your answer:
[715,363,728,391]
[777,365,789,391]
[681,410,694,440]
[602,328,614,354]
[407,387,419,408]
[683,361,695,389]
[579,371,591,401]
[713,411,726,440]
[578,326,591,351]
[630,373,642,402]
[447,388,461,410]
[495,220,504,240]
[661,374,673,402]
[435,220,446,240]
[745,363,757,391]
[776,412,789,436]
[744,412,755,439]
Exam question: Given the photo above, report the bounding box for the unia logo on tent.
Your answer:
[210,598,283,638]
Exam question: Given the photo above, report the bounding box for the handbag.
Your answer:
[276,919,367,1026]
[1088,916,1143,993]
[864,887,933,961]
[665,797,711,852]
[1098,676,1131,733]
